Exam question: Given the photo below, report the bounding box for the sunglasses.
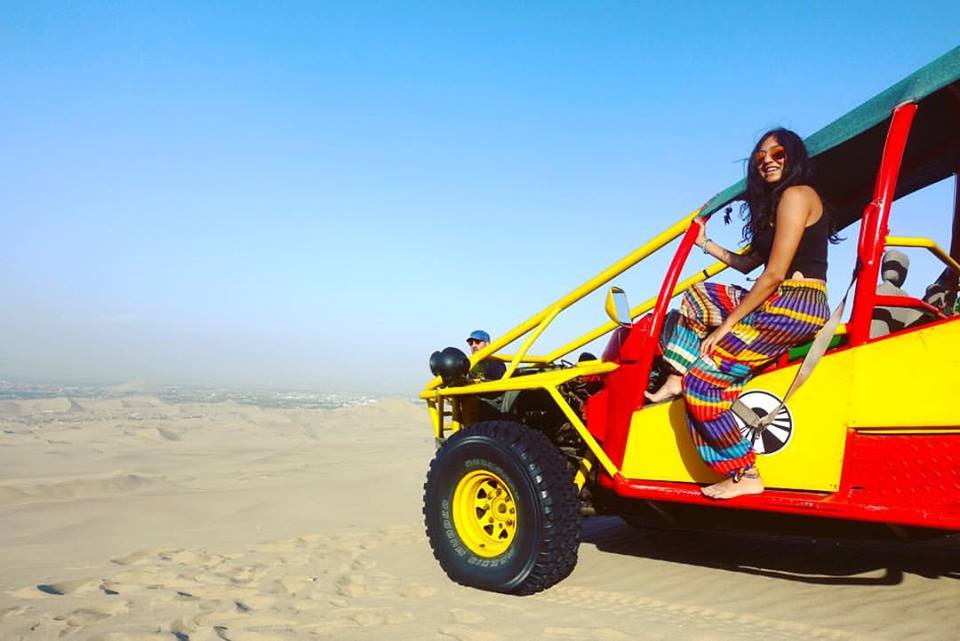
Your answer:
[467,339,483,345]
[754,144,786,166]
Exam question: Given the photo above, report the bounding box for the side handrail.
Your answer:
[885,235,960,276]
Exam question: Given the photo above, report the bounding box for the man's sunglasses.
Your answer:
[467,338,483,345]
[754,144,786,166]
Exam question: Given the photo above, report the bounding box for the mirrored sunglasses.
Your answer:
[754,144,786,166]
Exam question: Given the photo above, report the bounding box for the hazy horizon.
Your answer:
[4,3,960,394]
[0,374,402,397]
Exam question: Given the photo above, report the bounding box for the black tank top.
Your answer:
[751,214,829,281]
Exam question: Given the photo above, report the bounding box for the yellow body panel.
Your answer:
[621,319,960,491]
[848,320,960,427]
[622,350,853,491]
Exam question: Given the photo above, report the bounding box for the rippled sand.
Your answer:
[1,396,957,640]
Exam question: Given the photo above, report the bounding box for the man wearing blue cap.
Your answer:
[466,330,506,380]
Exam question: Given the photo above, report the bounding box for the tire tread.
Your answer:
[423,420,581,595]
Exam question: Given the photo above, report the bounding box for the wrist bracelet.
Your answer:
[702,239,712,255]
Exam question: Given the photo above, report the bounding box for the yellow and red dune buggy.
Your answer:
[421,47,960,594]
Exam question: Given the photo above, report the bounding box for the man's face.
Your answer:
[467,338,488,354]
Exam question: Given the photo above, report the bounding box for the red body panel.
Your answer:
[601,223,702,468]
[586,318,651,446]
[600,431,960,530]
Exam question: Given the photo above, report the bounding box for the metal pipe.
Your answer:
[423,209,700,392]
[502,306,561,379]
[848,103,919,346]
[543,251,744,362]
[544,386,619,477]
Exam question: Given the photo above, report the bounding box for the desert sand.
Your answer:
[1,395,958,641]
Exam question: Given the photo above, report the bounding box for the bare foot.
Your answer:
[644,374,682,404]
[701,469,764,500]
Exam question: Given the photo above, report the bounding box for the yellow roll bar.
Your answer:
[427,235,953,393]
[502,306,562,379]
[886,236,960,275]
[543,250,748,362]
[423,208,702,392]
[492,354,553,364]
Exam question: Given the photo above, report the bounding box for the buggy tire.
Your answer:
[423,420,581,595]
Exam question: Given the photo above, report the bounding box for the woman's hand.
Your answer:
[700,323,731,357]
[695,219,707,248]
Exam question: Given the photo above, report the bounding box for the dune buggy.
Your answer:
[421,47,960,594]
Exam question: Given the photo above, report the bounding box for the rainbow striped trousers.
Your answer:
[662,280,829,476]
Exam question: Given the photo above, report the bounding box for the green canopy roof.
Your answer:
[701,45,960,227]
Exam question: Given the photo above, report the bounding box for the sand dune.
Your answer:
[1,396,957,640]
[1,397,73,415]
[0,471,169,505]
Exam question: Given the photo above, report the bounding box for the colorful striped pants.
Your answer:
[662,280,830,476]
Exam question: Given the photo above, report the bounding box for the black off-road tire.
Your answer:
[422,420,581,595]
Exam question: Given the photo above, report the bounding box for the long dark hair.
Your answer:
[739,128,814,244]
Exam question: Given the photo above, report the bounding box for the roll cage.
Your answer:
[421,46,960,484]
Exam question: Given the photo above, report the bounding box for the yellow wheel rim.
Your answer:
[452,469,519,557]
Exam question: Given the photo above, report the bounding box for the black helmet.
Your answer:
[429,346,470,385]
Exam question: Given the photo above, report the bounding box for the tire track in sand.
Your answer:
[534,585,881,641]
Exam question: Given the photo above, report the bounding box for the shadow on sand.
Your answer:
[581,515,960,586]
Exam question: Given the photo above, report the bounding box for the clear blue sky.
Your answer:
[3,2,959,393]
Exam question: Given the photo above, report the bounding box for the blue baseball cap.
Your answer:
[467,330,491,343]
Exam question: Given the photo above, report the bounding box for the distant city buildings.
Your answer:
[0,380,379,410]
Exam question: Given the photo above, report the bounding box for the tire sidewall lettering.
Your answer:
[427,432,541,587]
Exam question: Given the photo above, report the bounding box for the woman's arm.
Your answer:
[699,187,814,355]
[694,220,763,274]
